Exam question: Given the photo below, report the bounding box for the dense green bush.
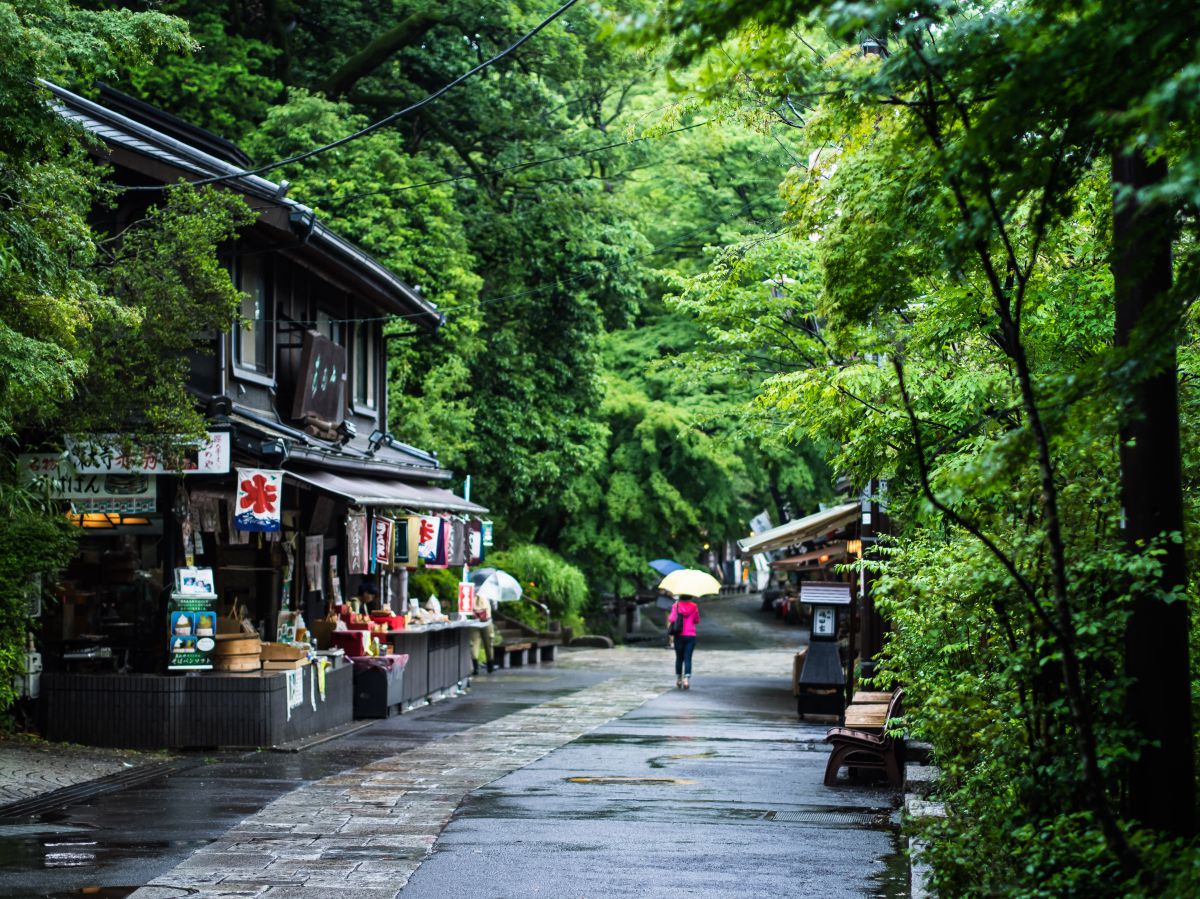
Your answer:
[486,544,588,633]
[407,566,462,612]
[0,492,78,712]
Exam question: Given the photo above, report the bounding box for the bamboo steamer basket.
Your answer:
[213,634,262,657]
[213,655,261,672]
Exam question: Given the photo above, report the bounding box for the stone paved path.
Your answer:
[131,596,805,898]
[132,672,676,899]
[0,738,169,806]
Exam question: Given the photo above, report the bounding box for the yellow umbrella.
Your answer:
[658,568,722,598]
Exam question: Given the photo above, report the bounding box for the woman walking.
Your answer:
[668,598,700,689]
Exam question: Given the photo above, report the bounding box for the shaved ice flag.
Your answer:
[235,468,283,532]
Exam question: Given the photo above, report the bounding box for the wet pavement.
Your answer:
[403,675,906,898]
[0,595,905,898]
[0,740,169,807]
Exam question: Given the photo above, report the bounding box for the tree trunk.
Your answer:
[322,10,445,98]
[1112,150,1196,837]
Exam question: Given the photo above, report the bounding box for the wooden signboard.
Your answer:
[291,331,347,422]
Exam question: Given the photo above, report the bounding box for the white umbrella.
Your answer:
[658,568,722,598]
[470,568,523,603]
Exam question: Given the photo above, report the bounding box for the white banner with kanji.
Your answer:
[234,468,283,532]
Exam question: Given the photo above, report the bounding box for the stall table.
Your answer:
[350,654,408,718]
[39,661,352,749]
[384,620,484,709]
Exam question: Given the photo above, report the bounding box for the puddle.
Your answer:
[648,750,717,768]
[43,889,140,898]
[0,836,207,872]
[0,824,92,837]
[867,827,910,898]
[566,776,696,786]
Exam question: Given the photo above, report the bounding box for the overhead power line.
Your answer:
[121,0,580,192]
[324,120,713,207]
[242,184,789,328]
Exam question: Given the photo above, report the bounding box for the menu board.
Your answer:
[168,590,217,670]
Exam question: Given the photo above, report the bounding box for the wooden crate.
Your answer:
[260,642,307,661]
[263,657,311,670]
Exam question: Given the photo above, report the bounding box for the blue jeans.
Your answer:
[674,636,696,677]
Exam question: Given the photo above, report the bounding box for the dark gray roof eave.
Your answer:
[41,80,442,330]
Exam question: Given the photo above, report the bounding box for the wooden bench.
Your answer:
[843,703,889,733]
[851,690,893,705]
[824,689,904,788]
[493,614,565,666]
[498,641,534,667]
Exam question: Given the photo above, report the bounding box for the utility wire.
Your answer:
[324,120,712,207]
[120,0,580,192]
[246,185,787,328]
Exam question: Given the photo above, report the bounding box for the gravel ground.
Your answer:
[0,736,171,806]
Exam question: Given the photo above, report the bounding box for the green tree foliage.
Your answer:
[124,5,283,142]
[636,0,1200,892]
[0,494,79,711]
[0,0,225,708]
[0,1,190,441]
[80,187,254,447]
[485,543,588,632]
[93,0,832,593]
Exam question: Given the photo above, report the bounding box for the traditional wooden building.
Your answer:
[29,83,488,748]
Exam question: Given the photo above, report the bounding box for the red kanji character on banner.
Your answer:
[234,468,283,532]
[239,473,278,513]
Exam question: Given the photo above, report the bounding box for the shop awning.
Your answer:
[737,502,859,555]
[286,470,488,514]
[770,541,849,569]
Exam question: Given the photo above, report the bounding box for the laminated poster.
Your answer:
[168,586,216,670]
[234,468,283,532]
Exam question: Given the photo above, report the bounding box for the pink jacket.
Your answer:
[668,600,700,637]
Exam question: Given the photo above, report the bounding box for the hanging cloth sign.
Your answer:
[405,516,421,567]
[374,517,395,570]
[304,535,323,594]
[448,519,466,566]
[416,516,442,564]
[346,511,370,574]
[234,469,282,532]
[431,515,450,568]
[393,518,411,566]
[468,520,484,565]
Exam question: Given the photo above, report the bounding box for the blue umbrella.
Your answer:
[649,558,685,576]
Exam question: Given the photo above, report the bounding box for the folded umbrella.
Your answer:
[658,568,722,598]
